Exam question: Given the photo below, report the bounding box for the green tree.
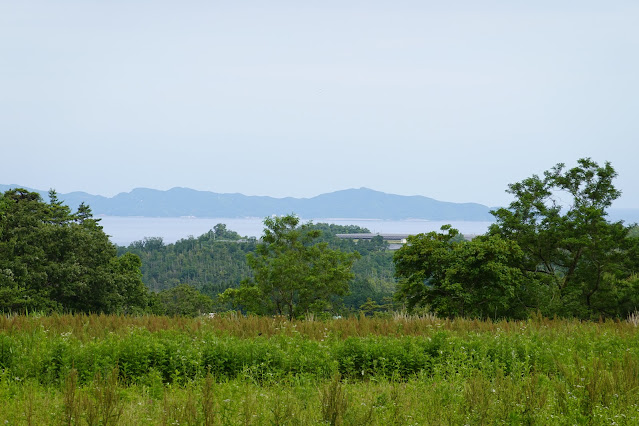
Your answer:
[0,188,148,313]
[489,158,639,318]
[394,226,526,318]
[150,283,214,317]
[220,214,360,320]
[394,159,639,319]
[213,223,242,240]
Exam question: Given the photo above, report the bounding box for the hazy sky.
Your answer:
[2,1,638,208]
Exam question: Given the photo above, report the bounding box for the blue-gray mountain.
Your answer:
[2,185,638,222]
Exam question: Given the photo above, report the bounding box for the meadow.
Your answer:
[1,313,639,425]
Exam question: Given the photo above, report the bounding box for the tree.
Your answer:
[488,158,639,318]
[0,188,148,313]
[213,223,242,240]
[150,283,214,317]
[394,226,526,318]
[220,214,360,320]
[394,159,639,319]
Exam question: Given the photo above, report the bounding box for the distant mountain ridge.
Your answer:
[1,185,497,221]
[4,184,638,222]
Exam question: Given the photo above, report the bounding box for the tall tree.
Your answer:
[0,189,148,313]
[394,226,526,318]
[394,159,639,319]
[488,158,639,318]
[220,214,360,320]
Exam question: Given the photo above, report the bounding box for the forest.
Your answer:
[117,221,396,317]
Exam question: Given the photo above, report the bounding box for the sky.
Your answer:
[1,1,638,208]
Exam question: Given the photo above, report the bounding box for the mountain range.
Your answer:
[1,185,495,221]
[3,184,638,223]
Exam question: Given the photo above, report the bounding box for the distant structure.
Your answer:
[336,233,409,243]
[335,233,410,250]
[336,232,476,250]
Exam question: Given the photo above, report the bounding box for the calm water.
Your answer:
[99,216,494,247]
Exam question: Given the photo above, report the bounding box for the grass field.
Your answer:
[1,313,639,425]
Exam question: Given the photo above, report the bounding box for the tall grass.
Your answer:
[1,313,639,424]
[3,311,638,339]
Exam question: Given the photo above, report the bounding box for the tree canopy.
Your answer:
[0,188,148,313]
[220,215,360,319]
[394,226,526,318]
[489,158,639,318]
[149,283,214,317]
[120,221,395,313]
[395,159,639,319]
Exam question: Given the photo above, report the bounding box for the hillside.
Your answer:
[117,222,397,311]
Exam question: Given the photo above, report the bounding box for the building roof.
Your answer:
[335,233,410,240]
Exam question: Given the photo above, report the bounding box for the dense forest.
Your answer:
[117,222,396,314]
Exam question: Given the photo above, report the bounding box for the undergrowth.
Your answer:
[1,314,638,424]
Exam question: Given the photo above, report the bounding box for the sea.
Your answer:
[98,216,495,247]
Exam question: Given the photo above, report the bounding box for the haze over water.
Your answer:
[100,216,494,247]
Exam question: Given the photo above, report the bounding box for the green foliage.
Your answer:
[394,226,526,318]
[394,158,639,320]
[0,189,147,314]
[313,225,396,314]
[211,223,242,240]
[221,215,360,319]
[335,333,447,379]
[119,221,396,314]
[150,284,214,317]
[2,315,639,390]
[489,158,639,318]
[4,315,639,424]
[120,230,257,295]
